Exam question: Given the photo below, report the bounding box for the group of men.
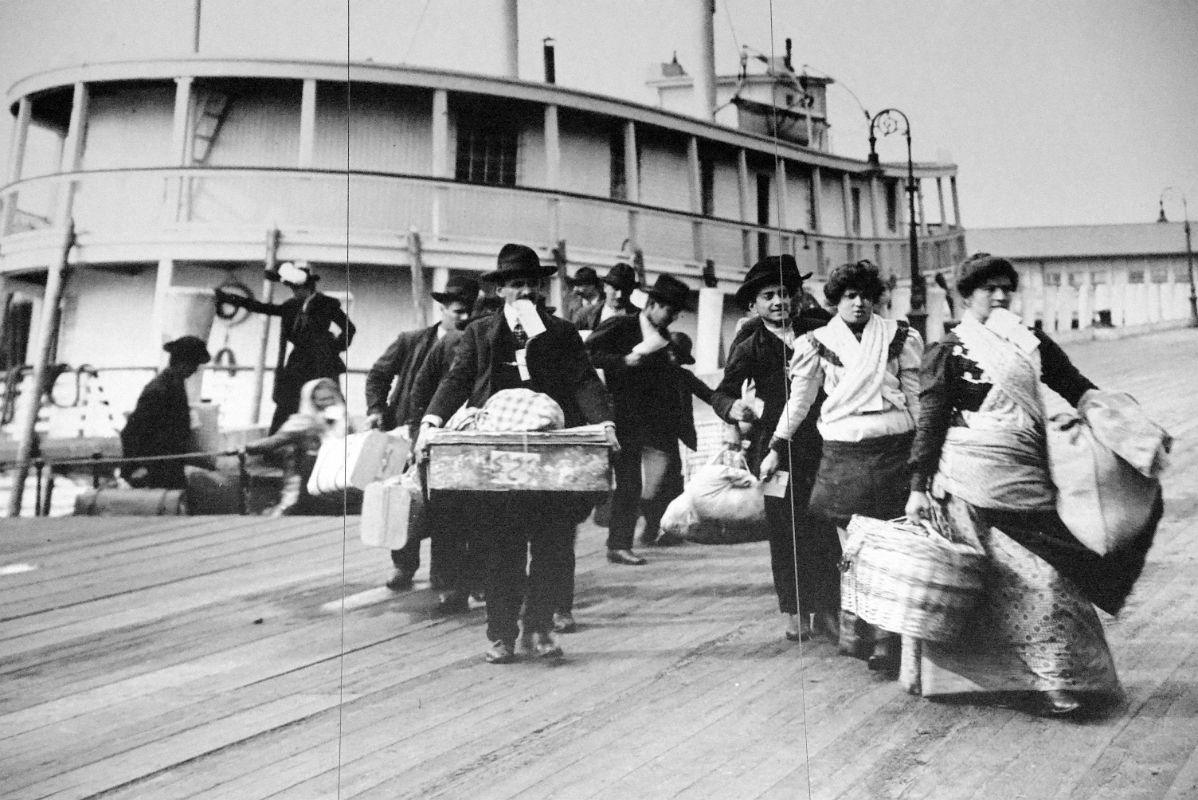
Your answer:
[368,242,712,663]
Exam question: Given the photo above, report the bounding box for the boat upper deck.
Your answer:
[3,328,1198,800]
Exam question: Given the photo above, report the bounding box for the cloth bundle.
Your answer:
[1048,389,1170,555]
[661,450,767,545]
[443,389,565,433]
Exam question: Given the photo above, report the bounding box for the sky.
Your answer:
[1,0,1196,229]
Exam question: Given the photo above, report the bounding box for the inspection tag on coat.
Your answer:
[762,471,789,498]
[514,348,531,381]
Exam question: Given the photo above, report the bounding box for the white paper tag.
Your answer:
[630,288,649,309]
[515,348,531,381]
[762,470,789,498]
[512,299,547,339]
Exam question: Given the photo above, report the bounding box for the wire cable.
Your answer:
[762,2,816,794]
[336,5,351,797]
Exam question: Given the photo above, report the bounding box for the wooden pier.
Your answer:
[3,328,1198,800]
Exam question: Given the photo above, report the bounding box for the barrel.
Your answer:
[161,287,216,343]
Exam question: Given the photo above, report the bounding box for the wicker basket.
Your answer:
[840,514,985,642]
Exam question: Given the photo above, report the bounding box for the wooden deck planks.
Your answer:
[2,328,1198,800]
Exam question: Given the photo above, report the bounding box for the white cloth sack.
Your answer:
[360,472,421,549]
[660,492,702,538]
[1048,390,1167,555]
[687,451,766,526]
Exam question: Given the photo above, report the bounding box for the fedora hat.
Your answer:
[668,331,696,365]
[480,243,558,283]
[645,274,692,312]
[734,254,811,308]
[566,266,602,288]
[431,275,481,306]
[603,263,639,292]
[162,335,212,364]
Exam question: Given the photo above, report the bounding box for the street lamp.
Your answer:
[1157,187,1197,328]
[867,108,925,340]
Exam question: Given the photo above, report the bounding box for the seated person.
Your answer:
[120,336,211,489]
[244,377,357,516]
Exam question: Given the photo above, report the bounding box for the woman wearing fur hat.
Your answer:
[216,262,355,434]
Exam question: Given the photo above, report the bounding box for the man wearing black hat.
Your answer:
[416,243,616,664]
[572,262,640,331]
[587,273,706,563]
[710,255,835,643]
[365,274,481,592]
[215,262,355,434]
[565,266,604,329]
[120,336,212,490]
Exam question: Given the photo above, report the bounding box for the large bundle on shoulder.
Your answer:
[425,389,612,493]
[660,449,767,545]
[1048,389,1170,555]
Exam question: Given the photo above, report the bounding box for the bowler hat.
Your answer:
[734,254,811,308]
[480,243,558,283]
[566,266,602,288]
[273,261,319,287]
[645,274,692,312]
[431,275,481,307]
[163,335,212,364]
[603,263,639,292]
[668,331,696,365]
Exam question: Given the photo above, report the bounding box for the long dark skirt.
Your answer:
[807,431,914,659]
[807,431,914,528]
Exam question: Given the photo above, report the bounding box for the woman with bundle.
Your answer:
[904,253,1159,716]
[245,377,354,516]
[711,255,834,643]
[760,260,924,674]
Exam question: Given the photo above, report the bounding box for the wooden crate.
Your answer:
[427,427,612,492]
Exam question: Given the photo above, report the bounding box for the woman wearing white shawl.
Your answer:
[245,377,354,516]
[904,254,1159,717]
[761,261,924,675]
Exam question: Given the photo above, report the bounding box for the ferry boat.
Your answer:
[0,2,965,512]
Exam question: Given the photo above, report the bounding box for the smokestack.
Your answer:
[500,0,518,79]
[543,37,556,83]
[693,0,717,121]
[785,38,793,71]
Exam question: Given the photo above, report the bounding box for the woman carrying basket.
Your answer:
[903,253,1160,716]
[760,260,924,675]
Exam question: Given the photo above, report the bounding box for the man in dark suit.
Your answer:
[586,274,702,564]
[216,262,355,434]
[571,262,640,331]
[363,274,480,592]
[416,243,617,664]
[564,266,604,329]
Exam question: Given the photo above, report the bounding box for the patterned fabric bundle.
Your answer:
[476,388,566,432]
[840,514,985,641]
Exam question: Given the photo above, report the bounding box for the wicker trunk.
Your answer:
[426,426,613,493]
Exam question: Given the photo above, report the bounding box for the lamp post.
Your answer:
[1157,187,1197,327]
[867,108,925,340]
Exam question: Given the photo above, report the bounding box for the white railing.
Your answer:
[0,166,966,280]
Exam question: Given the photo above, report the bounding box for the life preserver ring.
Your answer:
[214,280,253,324]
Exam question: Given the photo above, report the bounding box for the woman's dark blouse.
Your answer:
[907,327,1097,492]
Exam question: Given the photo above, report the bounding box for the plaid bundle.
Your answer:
[477,388,565,432]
